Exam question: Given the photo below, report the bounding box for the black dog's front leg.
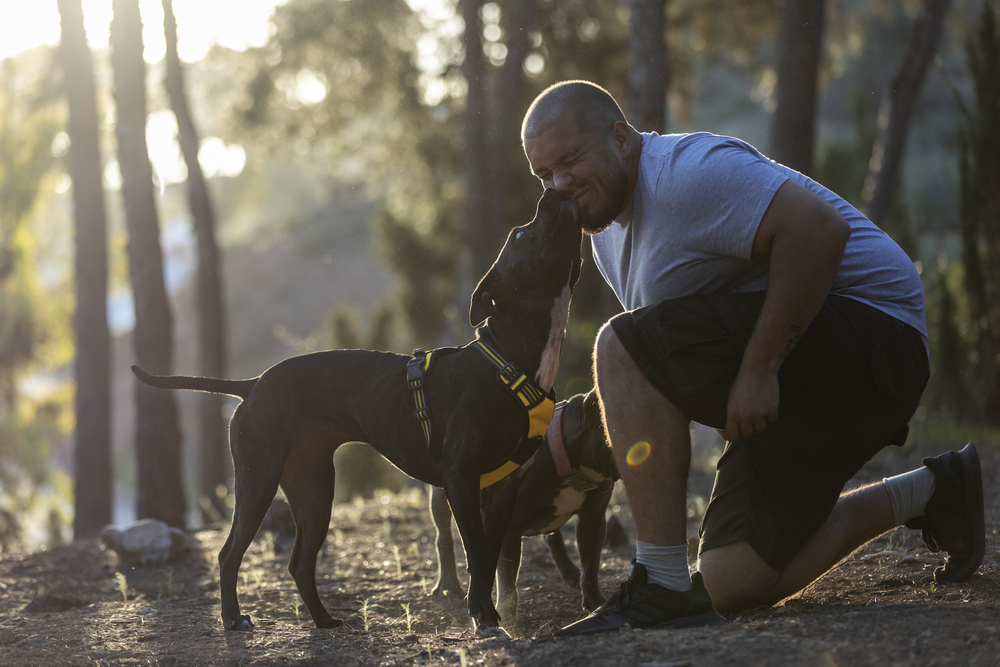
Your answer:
[444,475,500,634]
[444,477,503,632]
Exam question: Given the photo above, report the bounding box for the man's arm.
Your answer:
[723,179,851,441]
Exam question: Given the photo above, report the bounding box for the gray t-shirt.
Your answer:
[591,132,927,337]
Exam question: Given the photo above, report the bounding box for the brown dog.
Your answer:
[431,389,619,629]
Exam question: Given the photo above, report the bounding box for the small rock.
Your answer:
[0,627,20,646]
[477,636,512,649]
[138,632,161,642]
[944,591,964,602]
[101,519,187,566]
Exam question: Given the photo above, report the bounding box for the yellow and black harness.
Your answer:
[406,340,555,488]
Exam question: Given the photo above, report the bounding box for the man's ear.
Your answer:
[470,268,496,326]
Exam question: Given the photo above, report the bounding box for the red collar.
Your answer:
[547,401,611,492]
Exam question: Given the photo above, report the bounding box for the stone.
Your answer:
[101,519,187,566]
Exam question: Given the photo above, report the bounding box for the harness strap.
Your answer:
[406,340,558,489]
[472,340,555,440]
[407,349,435,449]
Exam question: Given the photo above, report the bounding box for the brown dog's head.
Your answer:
[470,189,583,328]
[562,390,619,481]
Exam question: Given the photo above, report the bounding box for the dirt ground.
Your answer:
[2,440,998,667]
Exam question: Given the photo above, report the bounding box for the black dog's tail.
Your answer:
[131,365,258,399]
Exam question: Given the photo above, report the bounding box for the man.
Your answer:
[521,80,985,635]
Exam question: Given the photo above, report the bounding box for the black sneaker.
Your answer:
[904,442,985,582]
[553,560,725,637]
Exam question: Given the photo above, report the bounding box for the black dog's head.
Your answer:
[470,189,583,328]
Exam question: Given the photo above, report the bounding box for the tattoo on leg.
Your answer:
[779,325,802,362]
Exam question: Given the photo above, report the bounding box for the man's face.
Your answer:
[524,115,630,235]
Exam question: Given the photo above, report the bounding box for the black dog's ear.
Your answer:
[470,268,496,326]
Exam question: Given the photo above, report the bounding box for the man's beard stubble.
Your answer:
[580,146,630,235]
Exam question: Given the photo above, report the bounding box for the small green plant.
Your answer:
[292,597,302,619]
[160,566,174,597]
[251,569,265,588]
[114,572,128,603]
[930,581,937,594]
[458,647,469,667]
[401,602,413,632]
[360,598,373,631]
[260,531,276,560]
[393,544,402,574]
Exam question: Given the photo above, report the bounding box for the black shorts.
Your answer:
[610,292,930,571]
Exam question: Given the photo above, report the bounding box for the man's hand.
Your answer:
[723,366,779,441]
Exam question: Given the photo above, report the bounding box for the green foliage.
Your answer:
[0,48,74,549]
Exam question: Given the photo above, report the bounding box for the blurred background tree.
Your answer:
[111,0,186,528]
[57,0,113,540]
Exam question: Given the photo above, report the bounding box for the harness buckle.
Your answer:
[497,362,520,384]
[413,406,430,422]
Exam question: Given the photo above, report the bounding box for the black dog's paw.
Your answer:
[224,614,255,631]
[316,617,344,629]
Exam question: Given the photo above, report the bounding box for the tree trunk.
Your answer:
[456,0,490,339]
[770,0,826,176]
[862,0,953,229]
[628,0,669,134]
[618,0,669,321]
[57,0,113,540]
[111,0,186,528]
[487,0,538,237]
[162,0,229,523]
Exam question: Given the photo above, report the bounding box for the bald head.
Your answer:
[521,80,628,146]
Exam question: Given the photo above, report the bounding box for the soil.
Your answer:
[2,440,998,666]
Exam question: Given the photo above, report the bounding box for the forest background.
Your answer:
[1,0,999,549]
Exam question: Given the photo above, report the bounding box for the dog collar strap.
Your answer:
[547,401,611,493]
[471,340,556,440]
[547,401,574,478]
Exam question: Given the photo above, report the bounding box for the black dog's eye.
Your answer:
[515,230,524,240]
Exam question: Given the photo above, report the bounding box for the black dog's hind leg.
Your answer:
[430,486,464,598]
[220,448,283,631]
[280,437,341,629]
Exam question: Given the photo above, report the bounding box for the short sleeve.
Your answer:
[650,134,788,260]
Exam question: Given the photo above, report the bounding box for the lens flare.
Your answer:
[626,441,651,466]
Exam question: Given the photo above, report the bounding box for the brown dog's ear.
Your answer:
[470,268,496,326]
[562,393,590,443]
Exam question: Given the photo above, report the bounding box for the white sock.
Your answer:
[635,540,692,592]
[882,466,937,525]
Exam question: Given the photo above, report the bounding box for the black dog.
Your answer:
[132,189,582,633]
[431,389,619,629]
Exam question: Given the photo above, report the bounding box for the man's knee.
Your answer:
[698,541,781,615]
[594,320,638,386]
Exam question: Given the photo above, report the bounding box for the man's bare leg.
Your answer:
[593,323,690,548]
[699,482,896,614]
